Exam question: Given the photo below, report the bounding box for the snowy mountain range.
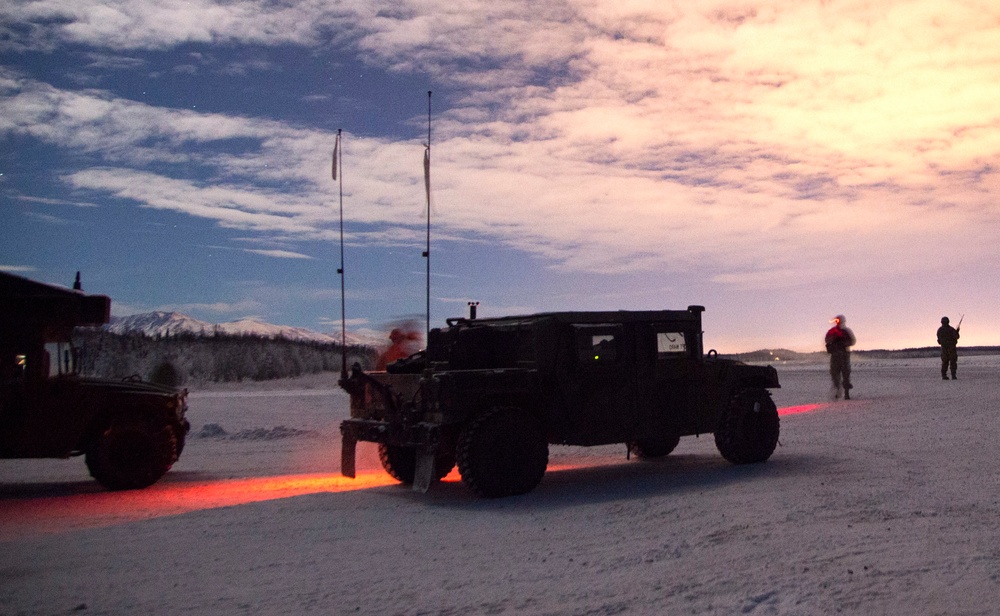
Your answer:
[108,311,376,346]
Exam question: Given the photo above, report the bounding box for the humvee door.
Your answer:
[555,323,637,445]
[635,323,699,439]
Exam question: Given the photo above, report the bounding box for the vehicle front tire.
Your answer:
[86,418,178,490]
[377,443,455,485]
[628,433,681,459]
[457,407,549,498]
[715,388,780,464]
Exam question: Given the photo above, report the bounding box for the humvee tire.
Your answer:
[714,388,780,464]
[378,443,455,484]
[457,407,548,498]
[628,434,681,459]
[86,418,178,490]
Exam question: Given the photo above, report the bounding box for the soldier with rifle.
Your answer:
[937,315,962,380]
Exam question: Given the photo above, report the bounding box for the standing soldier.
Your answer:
[936,316,960,380]
[825,315,856,400]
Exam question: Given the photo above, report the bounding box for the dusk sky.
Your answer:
[2,1,998,352]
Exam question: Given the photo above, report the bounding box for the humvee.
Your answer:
[339,306,779,497]
[0,271,190,490]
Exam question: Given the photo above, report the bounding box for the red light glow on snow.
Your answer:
[0,470,399,540]
[779,403,830,416]
[2,408,830,541]
[0,463,601,540]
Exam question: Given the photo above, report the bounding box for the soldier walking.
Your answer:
[937,316,960,380]
[825,315,856,399]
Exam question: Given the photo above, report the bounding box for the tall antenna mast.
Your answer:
[334,129,348,380]
[423,91,432,338]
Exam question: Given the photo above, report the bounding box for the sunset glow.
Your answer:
[1,1,998,352]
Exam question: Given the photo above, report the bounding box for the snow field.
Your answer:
[2,358,999,615]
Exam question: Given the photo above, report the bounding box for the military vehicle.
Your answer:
[339,305,780,497]
[0,271,190,490]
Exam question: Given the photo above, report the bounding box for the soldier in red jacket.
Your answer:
[825,315,856,399]
[375,323,421,371]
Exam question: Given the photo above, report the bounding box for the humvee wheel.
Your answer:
[457,407,549,498]
[715,388,780,464]
[628,434,681,459]
[377,444,455,485]
[86,418,178,490]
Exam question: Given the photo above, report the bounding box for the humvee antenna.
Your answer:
[334,128,348,380]
[423,90,432,338]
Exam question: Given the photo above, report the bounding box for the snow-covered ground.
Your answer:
[3,356,1000,615]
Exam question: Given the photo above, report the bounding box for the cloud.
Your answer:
[65,168,328,235]
[161,299,265,315]
[0,0,333,51]
[242,249,314,260]
[23,211,75,226]
[318,316,370,328]
[15,195,100,208]
[2,1,1000,293]
[82,52,147,70]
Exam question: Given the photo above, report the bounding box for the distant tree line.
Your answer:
[72,329,377,385]
[724,346,1000,363]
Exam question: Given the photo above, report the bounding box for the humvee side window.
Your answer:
[657,332,687,356]
[44,342,78,377]
[575,325,621,363]
[590,335,616,361]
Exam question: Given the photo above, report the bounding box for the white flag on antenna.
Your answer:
[332,134,340,181]
[423,146,430,206]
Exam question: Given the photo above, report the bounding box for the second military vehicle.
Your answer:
[339,306,780,497]
[0,271,190,490]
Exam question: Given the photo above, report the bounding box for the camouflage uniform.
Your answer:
[936,317,960,380]
[825,315,856,399]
